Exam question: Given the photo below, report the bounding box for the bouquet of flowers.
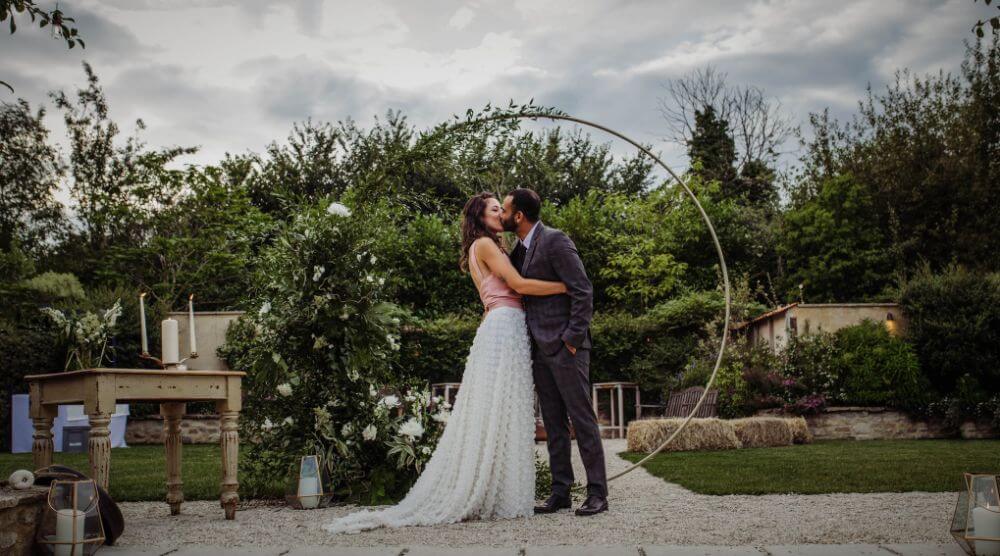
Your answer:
[40,300,123,371]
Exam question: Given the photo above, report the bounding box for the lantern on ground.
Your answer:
[36,478,105,556]
[285,454,332,509]
[952,473,1000,555]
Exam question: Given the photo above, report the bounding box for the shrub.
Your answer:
[832,319,929,408]
[218,200,448,503]
[900,266,1000,396]
[398,313,480,384]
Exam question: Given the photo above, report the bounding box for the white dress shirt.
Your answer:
[521,221,542,250]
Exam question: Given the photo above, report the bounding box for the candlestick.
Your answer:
[54,508,85,556]
[188,293,197,356]
[161,318,179,366]
[139,292,148,354]
[974,505,1000,556]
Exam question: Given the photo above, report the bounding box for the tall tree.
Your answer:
[0,99,63,253]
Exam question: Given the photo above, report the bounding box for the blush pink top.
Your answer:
[469,242,523,311]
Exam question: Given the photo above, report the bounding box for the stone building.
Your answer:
[732,303,907,353]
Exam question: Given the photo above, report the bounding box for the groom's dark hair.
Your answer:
[507,188,541,222]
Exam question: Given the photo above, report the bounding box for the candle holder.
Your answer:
[952,473,1000,555]
[285,455,332,510]
[137,292,199,370]
[36,478,105,556]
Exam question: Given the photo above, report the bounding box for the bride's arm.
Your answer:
[476,238,567,296]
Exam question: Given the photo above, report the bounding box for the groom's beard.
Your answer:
[500,215,517,232]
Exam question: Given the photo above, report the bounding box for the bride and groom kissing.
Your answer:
[325,188,608,534]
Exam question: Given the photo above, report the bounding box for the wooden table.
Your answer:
[25,368,245,520]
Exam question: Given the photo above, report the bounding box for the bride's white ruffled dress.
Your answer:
[324,305,536,534]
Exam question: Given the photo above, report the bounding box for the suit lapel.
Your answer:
[523,222,544,274]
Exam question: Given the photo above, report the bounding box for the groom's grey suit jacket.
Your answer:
[517,223,593,354]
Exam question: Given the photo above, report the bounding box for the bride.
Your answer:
[324,192,567,534]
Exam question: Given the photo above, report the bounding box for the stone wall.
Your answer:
[125,414,221,444]
[0,486,46,556]
[758,406,996,440]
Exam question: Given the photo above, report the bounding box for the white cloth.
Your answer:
[521,221,542,250]
[324,306,536,534]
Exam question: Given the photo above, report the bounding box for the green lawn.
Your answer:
[1,445,223,501]
[620,439,1000,495]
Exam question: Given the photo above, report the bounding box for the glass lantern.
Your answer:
[36,479,105,556]
[952,473,1000,556]
[285,455,332,510]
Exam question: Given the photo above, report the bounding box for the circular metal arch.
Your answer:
[434,112,731,483]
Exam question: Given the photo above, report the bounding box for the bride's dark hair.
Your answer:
[459,192,503,273]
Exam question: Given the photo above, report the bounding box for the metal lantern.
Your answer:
[285,455,332,510]
[36,478,105,556]
[952,473,1000,555]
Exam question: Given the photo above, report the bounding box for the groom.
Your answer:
[501,188,608,517]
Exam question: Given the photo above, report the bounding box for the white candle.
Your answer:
[298,476,320,509]
[188,293,197,356]
[55,508,85,556]
[139,293,148,354]
[161,318,179,365]
[974,505,1000,556]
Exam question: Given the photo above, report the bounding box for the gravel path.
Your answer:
[115,440,956,548]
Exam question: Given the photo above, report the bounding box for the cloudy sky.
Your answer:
[1,0,988,173]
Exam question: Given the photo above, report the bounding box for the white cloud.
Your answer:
[448,6,475,30]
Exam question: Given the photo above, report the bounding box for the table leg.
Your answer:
[32,406,57,470]
[88,411,112,489]
[218,406,239,520]
[161,403,186,516]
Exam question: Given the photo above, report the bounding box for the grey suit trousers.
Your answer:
[532,343,608,498]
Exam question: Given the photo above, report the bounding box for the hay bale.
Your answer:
[626,418,741,453]
[730,417,794,448]
[785,416,813,444]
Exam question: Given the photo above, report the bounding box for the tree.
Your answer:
[687,105,737,190]
[49,63,197,283]
[777,174,893,302]
[0,99,63,253]
[972,0,999,38]
[793,37,1000,278]
[659,66,793,171]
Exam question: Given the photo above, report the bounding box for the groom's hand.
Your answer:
[564,341,577,355]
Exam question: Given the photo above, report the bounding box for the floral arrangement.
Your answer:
[40,300,122,371]
[220,199,450,503]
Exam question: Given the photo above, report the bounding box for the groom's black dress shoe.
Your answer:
[574,495,608,516]
[534,494,572,514]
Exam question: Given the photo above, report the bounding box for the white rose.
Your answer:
[370,255,377,264]
[362,424,378,441]
[398,418,424,439]
[261,418,274,431]
[405,394,416,402]
[312,266,325,282]
[378,277,385,286]
[379,395,400,408]
[283,416,294,426]
[341,423,354,437]
[421,446,432,455]
[277,383,293,397]
[327,202,351,217]
[259,301,271,315]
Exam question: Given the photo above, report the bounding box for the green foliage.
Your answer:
[795,37,1000,281]
[591,291,725,398]
[398,313,480,383]
[0,100,64,253]
[379,214,477,317]
[688,106,737,188]
[832,320,928,408]
[20,271,85,300]
[900,265,1000,395]
[217,200,449,503]
[778,174,893,302]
